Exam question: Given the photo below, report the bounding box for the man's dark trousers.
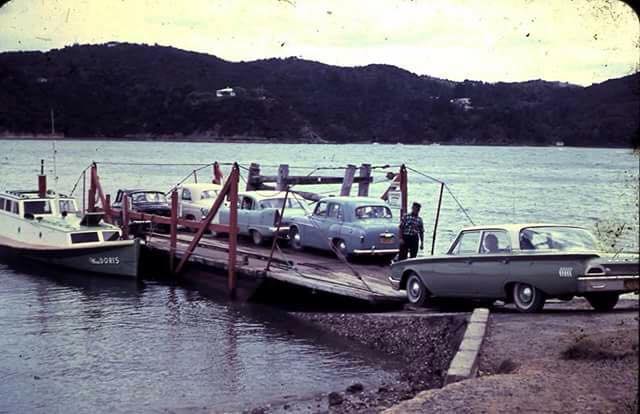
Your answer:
[399,234,419,260]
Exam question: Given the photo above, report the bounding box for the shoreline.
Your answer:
[0,136,633,149]
[240,311,467,413]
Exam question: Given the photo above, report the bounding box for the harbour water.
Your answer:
[0,141,637,412]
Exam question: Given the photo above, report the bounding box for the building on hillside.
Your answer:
[216,87,236,98]
[449,97,473,111]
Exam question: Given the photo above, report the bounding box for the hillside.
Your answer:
[0,43,637,147]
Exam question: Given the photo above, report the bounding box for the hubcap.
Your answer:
[518,286,533,304]
[293,232,300,241]
[409,280,421,299]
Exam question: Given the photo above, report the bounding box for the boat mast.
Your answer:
[50,108,59,199]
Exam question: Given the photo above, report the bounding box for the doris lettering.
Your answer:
[89,257,121,265]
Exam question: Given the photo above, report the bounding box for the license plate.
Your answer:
[380,237,394,244]
[624,279,640,291]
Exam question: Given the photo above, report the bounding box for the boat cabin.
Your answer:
[0,190,79,219]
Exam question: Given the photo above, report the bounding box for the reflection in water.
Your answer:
[0,265,395,413]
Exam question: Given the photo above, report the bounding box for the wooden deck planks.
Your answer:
[145,232,404,303]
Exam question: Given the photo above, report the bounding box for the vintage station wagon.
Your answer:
[390,224,639,312]
[289,196,399,258]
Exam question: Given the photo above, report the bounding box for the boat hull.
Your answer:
[0,239,140,278]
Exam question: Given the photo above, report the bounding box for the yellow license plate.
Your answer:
[380,237,394,244]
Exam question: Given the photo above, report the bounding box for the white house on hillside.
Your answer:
[216,87,236,98]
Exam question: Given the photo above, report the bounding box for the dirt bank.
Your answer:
[385,298,639,413]
[243,311,467,413]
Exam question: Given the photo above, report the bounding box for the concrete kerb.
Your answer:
[444,307,490,385]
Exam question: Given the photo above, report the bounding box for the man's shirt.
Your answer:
[400,214,424,236]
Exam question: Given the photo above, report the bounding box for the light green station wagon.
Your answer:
[389,224,639,313]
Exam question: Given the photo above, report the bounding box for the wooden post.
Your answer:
[175,164,239,274]
[227,163,239,298]
[193,170,198,184]
[212,162,224,184]
[246,162,260,191]
[88,163,97,212]
[169,190,178,272]
[400,164,408,218]
[122,193,130,239]
[82,169,86,214]
[276,164,289,191]
[265,187,289,271]
[105,194,111,223]
[357,163,372,197]
[340,164,357,196]
[431,182,444,256]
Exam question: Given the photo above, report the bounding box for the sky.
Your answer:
[0,0,638,86]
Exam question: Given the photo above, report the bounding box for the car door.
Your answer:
[430,231,482,296]
[470,230,512,298]
[237,195,254,235]
[306,201,330,248]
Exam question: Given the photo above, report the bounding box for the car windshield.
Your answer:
[355,205,392,219]
[519,226,598,251]
[201,190,219,199]
[259,198,300,209]
[132,192,167,203]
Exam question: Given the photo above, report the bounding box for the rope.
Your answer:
[405,166,475,226]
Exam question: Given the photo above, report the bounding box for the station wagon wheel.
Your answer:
[289,227,303,251]
[585,293,619,312]
[512,283,545,313]
[406,272,429,307]
[250,230,264,246]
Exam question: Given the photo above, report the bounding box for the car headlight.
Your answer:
[200,208,209,217]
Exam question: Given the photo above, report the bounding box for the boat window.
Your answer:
[480,230,511,254]
[4,199,12,212]
[355,205,392,219]
[59,199,78,214]
[449,231,482,255]
[71,232,100,244]
[102,231,120,241]
[520,226,598,251]
[11,202,18,214]
[181,188,192,201]
[327,203,343,220]
[24,200,52,215]
[0,198,4,210]
[314,201,328,217]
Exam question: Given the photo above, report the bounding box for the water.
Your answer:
[0,264,396,413]
[0,140,638,412]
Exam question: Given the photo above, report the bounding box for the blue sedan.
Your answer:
[288,197,400,259]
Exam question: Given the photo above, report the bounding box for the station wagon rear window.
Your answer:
[71,232,100,244]
[132,192,167,203]
[520,227,598,251]
[355,206,392,219]
[201,190,219,199]
[24,200,52,215]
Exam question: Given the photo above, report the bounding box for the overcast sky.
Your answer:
[0,0,637,85]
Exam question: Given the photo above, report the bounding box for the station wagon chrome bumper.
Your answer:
[577,275,639,293]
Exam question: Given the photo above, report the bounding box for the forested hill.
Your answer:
[0,43,638,147]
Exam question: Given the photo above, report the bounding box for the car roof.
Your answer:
[122,189,165,194]
[318,196,389,206]
[459,223,588,233]
[178,183,222,191]
[240,190,291,200]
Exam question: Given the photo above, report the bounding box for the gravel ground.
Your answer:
[384,298,639,414]
[242,311,467,414]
